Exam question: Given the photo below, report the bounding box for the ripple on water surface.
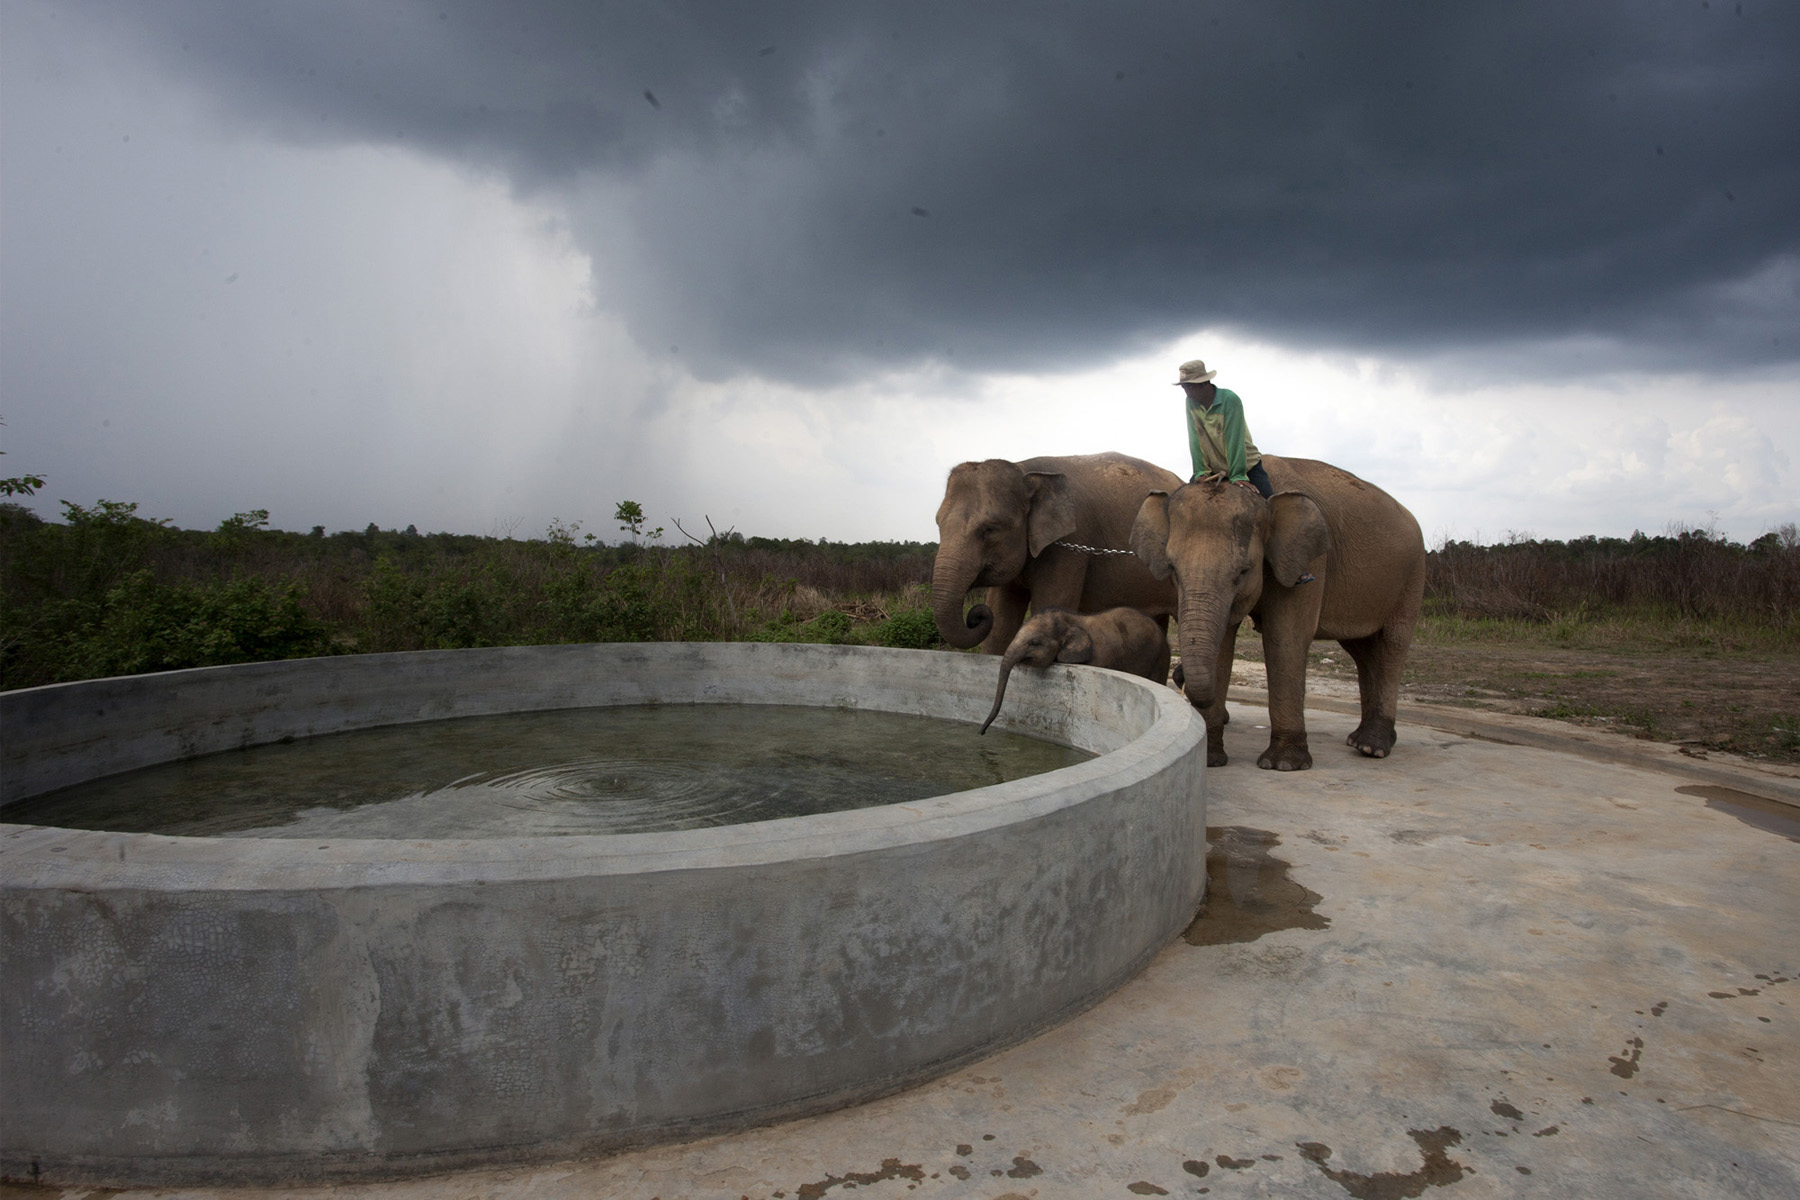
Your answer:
[13,704,1094,838]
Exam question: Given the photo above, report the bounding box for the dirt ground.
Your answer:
[1225,626,1800,767]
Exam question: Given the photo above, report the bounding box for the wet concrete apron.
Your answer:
[22,703,1797,1199]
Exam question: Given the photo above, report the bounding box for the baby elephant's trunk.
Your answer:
[978,654,1022,735]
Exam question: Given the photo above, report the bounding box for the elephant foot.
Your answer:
[1257,735,1312,772]
[1207,725,1229,768]
[1346,717,1397,758]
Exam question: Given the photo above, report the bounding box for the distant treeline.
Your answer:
[1427,526,1799,628]
[3,500,1794,690]
[0,500,938,690]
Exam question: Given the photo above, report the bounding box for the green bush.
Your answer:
[56,569,332,679]
[361,557,513,650]
[873,607,941,649]
[801,608,854,644]
[586,564,666,643]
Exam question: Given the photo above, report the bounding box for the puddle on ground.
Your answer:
[1675,785,1800,843]
[1183,825,1330,946]
[1298,1128,1468,1197]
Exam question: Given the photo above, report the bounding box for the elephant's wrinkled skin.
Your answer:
[1131,456,1425,771]
[980,607,1172,734]
[932,453,1182,654]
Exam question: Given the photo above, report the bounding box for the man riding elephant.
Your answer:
[1175,357,1312,585]
[1177,357,1274,498]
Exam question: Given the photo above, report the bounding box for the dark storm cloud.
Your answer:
[58,0,1800,381]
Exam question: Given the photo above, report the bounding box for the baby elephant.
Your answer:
[980,607,1171,734]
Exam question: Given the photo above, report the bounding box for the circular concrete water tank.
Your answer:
[0,642,1205,1186]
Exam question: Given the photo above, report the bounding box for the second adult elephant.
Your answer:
[932,452,1183,655]
[1131,456,1426,771]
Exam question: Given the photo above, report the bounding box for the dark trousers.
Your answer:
[1246,461,1274,498]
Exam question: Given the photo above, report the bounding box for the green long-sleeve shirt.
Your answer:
[1186,387,1263,482]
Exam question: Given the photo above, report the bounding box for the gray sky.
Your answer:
[3,0,1796,544]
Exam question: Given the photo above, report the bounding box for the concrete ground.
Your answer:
[10,700,1797,1200]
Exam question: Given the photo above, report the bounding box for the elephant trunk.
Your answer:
[932,546,993,650]
[978,643,1030,734]
[1175,592,1233,709]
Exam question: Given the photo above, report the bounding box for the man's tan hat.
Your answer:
[1174,359,1217,385]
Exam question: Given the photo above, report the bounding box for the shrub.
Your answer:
[801,608,854,644]
[586,564,666,643]
[873,607,941,649]
[360,557,513,650]
[58,569,332,679]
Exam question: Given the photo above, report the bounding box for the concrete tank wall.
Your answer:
[0,643,1205,1186]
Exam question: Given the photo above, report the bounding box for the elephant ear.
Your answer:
[1024,471,1077,556]
[1130,492,1174,580]
[1055,623,1094,664]
[1266,492,1330,588]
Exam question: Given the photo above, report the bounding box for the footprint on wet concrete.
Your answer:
[1708,970,1794,1003]
[1259,1064,1305,1093]
[1005,1155,1042,1178]
[1609,1036,1644,1078]
[1123,1085,1181,1115]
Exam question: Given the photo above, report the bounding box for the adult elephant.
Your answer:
[1130,456,1425,771]
[933,453,1183,655]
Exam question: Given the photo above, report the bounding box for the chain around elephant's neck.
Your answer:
[1050,540,1137,557]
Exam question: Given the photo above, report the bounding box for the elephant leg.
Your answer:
[1201,620,1241,767]
[1153,613,1174,684]
[1147,632,1172,692]
[1341,634,1384,745]
[1256,598,1321,772]
[980,584,1030,656]
[1340,627,1410,758]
